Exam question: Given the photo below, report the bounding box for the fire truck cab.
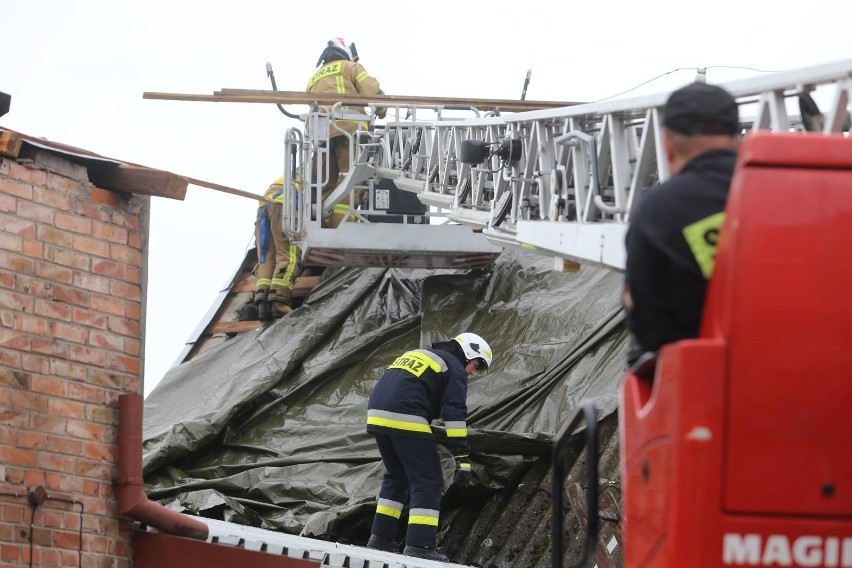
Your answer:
[620,132,852,567]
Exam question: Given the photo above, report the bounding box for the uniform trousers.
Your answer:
[255,200,301,296]
[370,432,443,548]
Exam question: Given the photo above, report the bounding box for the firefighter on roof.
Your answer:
[254,175,302,319]
[365,333,493,562]
[306,37,386,228]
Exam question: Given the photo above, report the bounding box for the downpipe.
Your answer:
[115,394,209,540]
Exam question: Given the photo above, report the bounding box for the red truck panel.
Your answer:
[620,132,852,568]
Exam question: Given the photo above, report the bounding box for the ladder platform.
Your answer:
[300,223,502,269]
[510,221,628,271]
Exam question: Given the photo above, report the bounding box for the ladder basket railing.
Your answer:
[282,126,305,241]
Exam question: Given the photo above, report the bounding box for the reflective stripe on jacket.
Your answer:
[306,59,383,136]
[367,347,469,455]
[259,176,285,207]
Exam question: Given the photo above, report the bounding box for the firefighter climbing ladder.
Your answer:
[277,58,852,271]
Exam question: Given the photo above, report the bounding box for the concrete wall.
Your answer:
[0,153,148,567]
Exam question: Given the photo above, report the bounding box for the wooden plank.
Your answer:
[143,89,582,113]
[218,88,583,111]
[88,164,188,200]
[0,130,23,158]
[185,176,273,203]
[208,320,268,334]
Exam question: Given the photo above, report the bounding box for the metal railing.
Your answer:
[280,59,852,270]
[552,399,599,568]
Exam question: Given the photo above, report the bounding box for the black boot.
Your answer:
[258,301,272,321]
[254,289,271,321]
[366,534,397,553]
[403,545,449,562]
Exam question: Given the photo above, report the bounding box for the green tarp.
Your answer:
[143,249,628,537]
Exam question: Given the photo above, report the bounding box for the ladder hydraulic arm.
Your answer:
[299,58,851,272]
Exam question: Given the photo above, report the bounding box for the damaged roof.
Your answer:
[0,126,189,200]
[143,249,628,567]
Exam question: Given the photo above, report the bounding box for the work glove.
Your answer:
[452,455,472,487]
[375,90,387,119]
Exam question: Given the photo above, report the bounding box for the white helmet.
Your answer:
[454,333,493,370]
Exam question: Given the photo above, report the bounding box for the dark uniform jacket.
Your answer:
[625,149,736,364]
[367,342,469,456]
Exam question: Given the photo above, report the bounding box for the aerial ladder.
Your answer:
[144,59,852,272]
[273,58,852,273]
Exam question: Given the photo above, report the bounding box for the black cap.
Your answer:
[663,82,739,136]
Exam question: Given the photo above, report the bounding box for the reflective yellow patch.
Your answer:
[408,515,439,526]
[387,351,441,377]
[308,62,342,90]
[367,416,432,434]
[683,211,726,279]
[376,505,401,519]
[445,428,467,438]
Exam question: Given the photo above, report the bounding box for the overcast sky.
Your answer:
[3,0,850,396]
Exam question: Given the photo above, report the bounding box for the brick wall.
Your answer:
[0,153,149,567]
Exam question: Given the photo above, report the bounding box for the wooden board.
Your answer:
[87,164,188,200]
[143,89,583,113]
[0,130,23,158]
[208,320,269,334]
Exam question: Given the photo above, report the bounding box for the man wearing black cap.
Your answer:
[623,82,740,366]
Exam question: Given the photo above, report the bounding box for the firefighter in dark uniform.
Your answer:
[365,333,493,561]
[624,82,740,366]
[307,37,386,228]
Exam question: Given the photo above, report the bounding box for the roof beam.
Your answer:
[143,88,582,113]
[88,164,188,200]
[0,130,23,158]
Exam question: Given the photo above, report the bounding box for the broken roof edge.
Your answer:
[0,125,189,200]
[3,126,268,203]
